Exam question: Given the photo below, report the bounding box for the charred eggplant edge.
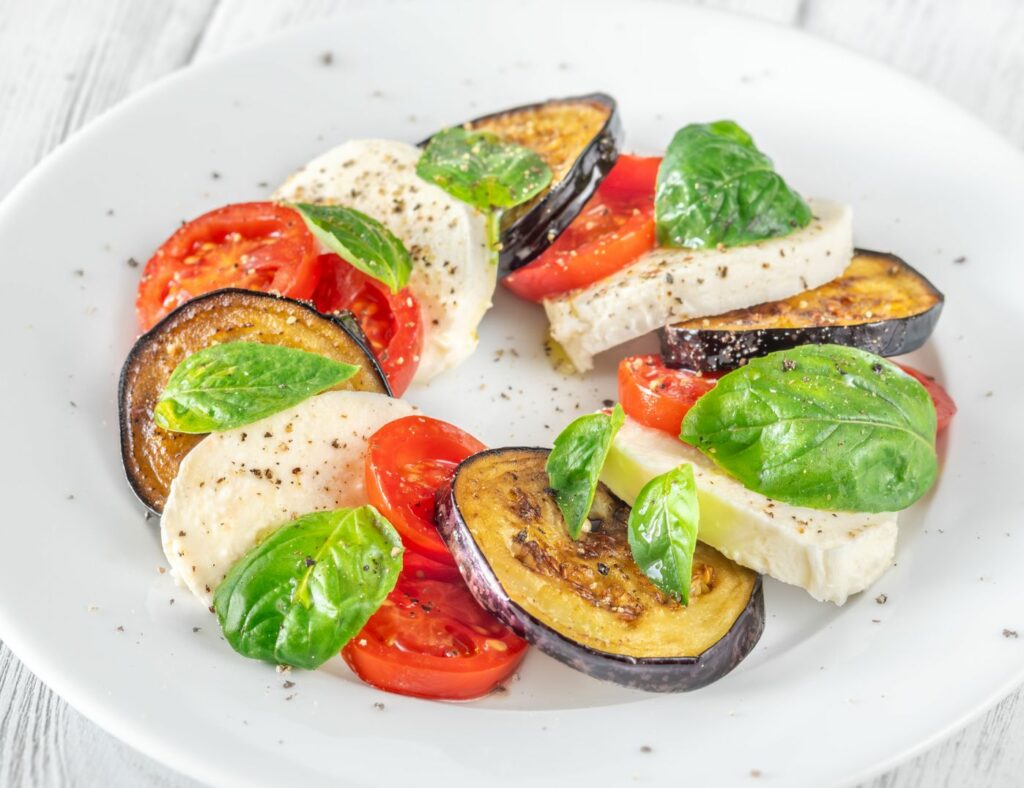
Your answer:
[117,288,391,515]
[420,93,624,272]
[660,250,945,373]
[436,447,765,692]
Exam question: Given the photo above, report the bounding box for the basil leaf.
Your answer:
[546,404,625,539]
[154,341,358,434]
[655,120,812,249]
[680,345,938,512]
[628,464,700,605]
[416,127,552,213]
[293,203,412,293]
[213,507,403,670]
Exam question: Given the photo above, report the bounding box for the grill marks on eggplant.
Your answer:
[118,288,389,513]
[428,93,623,270]
[507,482,712,622]
[661,250,944,372]
[437,448,765,691]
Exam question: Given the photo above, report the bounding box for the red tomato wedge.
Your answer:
[365,415,486,564]
[342,576,527,700]
[618,355,718,436]
[312,254,423,396]
[502,155,659,302]
[596,154,661,201]
[897,363,957,433]
[400,550,463,584]
[353,415,525,700]
[136,202,319,330]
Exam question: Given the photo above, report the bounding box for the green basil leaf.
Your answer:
[416,127,553,213]
[213,506,403,670]
[628,464,700,605]
[655,120,813,249]
[293,203,412,293]
[546,404,625,539]
[680,344,938,512]
[154,341,358,433]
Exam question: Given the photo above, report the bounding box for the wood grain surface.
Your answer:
[1,1,1021,785]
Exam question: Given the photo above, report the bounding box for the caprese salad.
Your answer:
[117,93,956,699]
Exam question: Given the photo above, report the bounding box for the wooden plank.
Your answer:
[801,0,1024,148]
[0,1,1021,787]
[0,0,217,195]
[0,643,202,787]
[862,692,1024,788]
[799,6,1024,782]
[197,0,344,58]
[0,5,216,785]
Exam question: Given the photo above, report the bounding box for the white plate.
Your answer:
[1,2,1022,786]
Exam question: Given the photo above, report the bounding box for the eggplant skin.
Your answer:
[661,250,944,373]
[118,288,389,515]
[422,93,623,272]
[437,447,765,692]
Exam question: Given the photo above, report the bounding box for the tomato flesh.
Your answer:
[502,155,660,302]
[312,253,423,396]
[897,363,957,433]
[353,416,525,700]
[401,551,463,584]
[365,416,486,564]
[596,154,661,201]
[618,355,718,436]
[136,202,319,330]
[342,576,526,700]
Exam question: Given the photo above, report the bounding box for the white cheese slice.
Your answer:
[274,139,494,383]
[600,415,897,605]
[160,391,416,604]
[543,198,853,371]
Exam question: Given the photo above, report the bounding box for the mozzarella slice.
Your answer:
[543,198,853,371]
[161,391,416,604]
[274,139,494,383]
[600,416,897,605]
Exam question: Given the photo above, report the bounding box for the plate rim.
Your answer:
[1,3,1023,786]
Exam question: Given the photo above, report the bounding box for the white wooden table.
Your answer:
[1,1,1022,785]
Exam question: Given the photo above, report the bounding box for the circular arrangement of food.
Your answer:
[118,94,955,700]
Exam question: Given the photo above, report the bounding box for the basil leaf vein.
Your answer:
[628,464,700,605]
[546,404,625,539]
[293,203,412,293]
[155,341,358,433]
[417,127,552,211]
[655,120,812,249]
[213,506,403,670]
[417,127,552,262]
[680,344,938,512]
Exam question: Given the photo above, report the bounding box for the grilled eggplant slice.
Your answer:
[661,250,944,372]
[118,288,389,514]
[424,93,623,271]
[436,448,764,692]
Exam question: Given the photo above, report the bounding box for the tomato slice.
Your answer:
[596,154,661,201]
[313,253,423,396]
[618,355,718,436]
[401,550,463,584]
[502,156,659,302]
[502,198,655,301]
[897,363,957,433]
[365,415,486,564]
[136,202,319,330]
[342,576,527,700]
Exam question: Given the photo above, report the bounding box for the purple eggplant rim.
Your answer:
[659,250,945,372]
[419,92,624,272]
[117,287,391,516]
[436,447,765,692]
